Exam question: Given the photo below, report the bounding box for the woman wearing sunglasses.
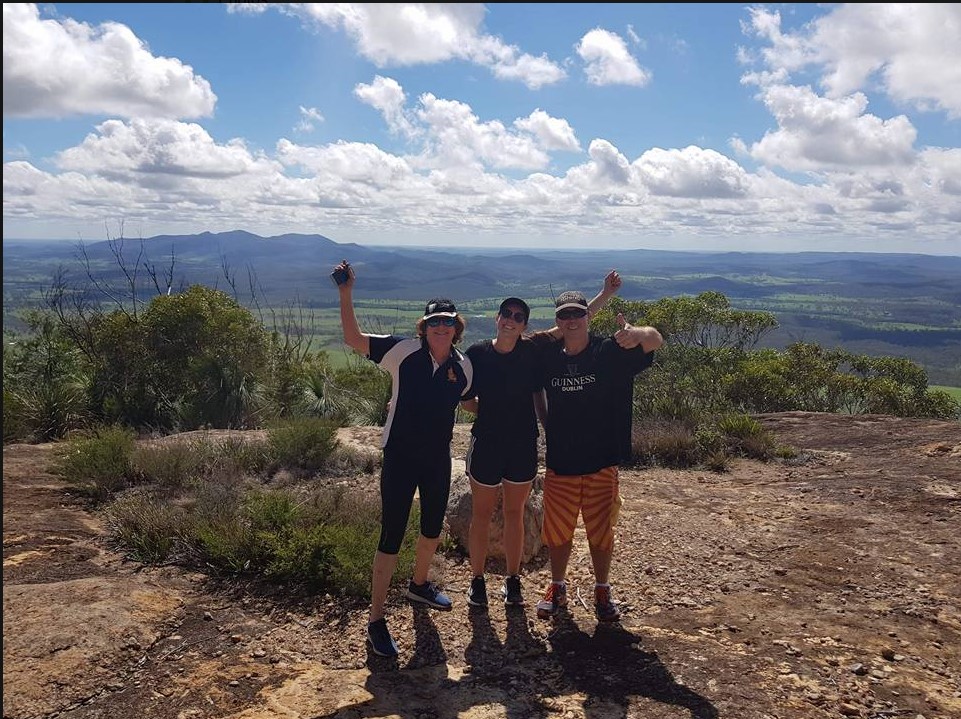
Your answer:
[459,271,622,610]
[334,260,474,658]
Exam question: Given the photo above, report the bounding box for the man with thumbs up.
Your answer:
[534,288,663,623]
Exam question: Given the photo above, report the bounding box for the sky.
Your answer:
[3,3,960,255]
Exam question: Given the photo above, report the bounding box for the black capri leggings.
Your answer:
[378,445,452,555]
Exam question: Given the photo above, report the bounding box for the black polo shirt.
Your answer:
[368,335,474,453]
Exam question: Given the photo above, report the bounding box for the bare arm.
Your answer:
[588,268,622,314]
[613,312,664,352]
[533,389,548,432]
[335,261,371,357]
[460,397,479,415]
[544,269,622,340]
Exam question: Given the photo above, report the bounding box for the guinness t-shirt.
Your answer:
[539,335,653,475]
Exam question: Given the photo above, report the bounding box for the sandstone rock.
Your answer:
[445,459,544,564]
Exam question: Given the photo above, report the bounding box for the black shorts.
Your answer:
[378,445,451,554]
[465,434,538,487]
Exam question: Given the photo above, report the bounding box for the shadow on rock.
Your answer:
[406,604,448,669]
[547,616,719,719]
[464,603,503,671]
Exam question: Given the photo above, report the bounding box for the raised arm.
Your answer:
[588,268,621,314]
[335,260,371,357]
[543,269,622,340]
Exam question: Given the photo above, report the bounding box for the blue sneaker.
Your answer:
[406,580,453,611]
[366,618,398,657]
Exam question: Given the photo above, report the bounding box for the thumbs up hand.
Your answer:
[614,312,643,348]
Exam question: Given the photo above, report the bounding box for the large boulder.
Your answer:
[445,459,544,565]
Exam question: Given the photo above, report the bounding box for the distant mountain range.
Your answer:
[5,229,960,306]
[4,230,960,385]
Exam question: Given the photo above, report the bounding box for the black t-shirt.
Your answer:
[539,334,653,475]
[465,337,542,441]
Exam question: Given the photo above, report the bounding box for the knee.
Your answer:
[502,503,524,522]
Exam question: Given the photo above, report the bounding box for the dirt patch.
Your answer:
[3,412,960,719]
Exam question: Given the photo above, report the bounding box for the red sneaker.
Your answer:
[536,581,568,619]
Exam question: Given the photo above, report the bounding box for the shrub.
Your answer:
[267,417,340,474]
[3,387,27,444]
[632,420,698,467]
[52,425,136,501]
[324,444,382,476]
[717,413,775,460]
[184,474,252,572]
[133,441,210,491]
[310,487,418,598]
[3,316,89,441]
[120,475,420,599]
[703,450,731,473]
[774,445,800,460]
[104,491,188,563]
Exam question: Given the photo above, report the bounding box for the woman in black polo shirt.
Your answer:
[335,260,474,658]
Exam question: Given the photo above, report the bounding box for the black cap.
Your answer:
[423,297,458,319]
[498,297,530,323]
[554,290,588,313]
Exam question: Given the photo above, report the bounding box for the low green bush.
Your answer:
[267,417,340,474]
[104,491,188,563]
[717,413,776,459]
[52,425,136,501]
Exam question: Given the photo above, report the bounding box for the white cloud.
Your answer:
[2,3,215,120]
[575,28,651,87]
[55,119,273,181]
[635,146,750,198]
[3,10,958,255]
[414,93,550,171]
[747,85,917,172]
[235,2,566,90]
[743,4,961,118]
[513,110,581,152]
[354,76,418,138]
[295,106,325,134]
[276,139,415,189]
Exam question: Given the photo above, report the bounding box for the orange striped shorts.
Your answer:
[541,466,621,551]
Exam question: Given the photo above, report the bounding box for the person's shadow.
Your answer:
[503,602,544,661]
[547,614,719,719]
[406,603,448,669]
[464,602,503,672]
[336,603,715,719]
[331,603,544,719]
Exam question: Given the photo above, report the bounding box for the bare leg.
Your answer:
[370,550,400,622]
[502,480,533,576]
[549,539,573,583]
[589,543,613,585]
[468,480,500,577]
[411,533,441,585]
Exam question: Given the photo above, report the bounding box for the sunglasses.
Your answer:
[425,316,457,327]
[499,308,527,323]
[556,308,587,321]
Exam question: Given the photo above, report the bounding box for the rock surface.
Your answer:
[3,412,960,719]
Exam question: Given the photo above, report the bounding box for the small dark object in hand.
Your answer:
[331,265,350,286]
